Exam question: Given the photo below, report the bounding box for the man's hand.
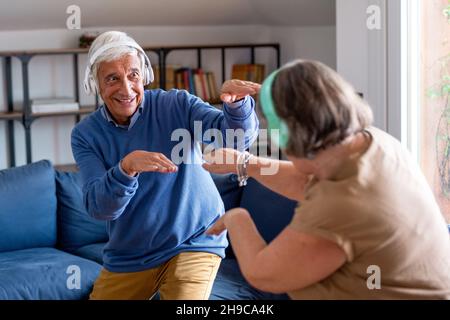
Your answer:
[220,79,261,104]
[121,150,178,177]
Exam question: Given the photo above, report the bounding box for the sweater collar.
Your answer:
[100,94,145,130]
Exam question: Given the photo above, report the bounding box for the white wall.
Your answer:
[336,0,395,134]
[336,0,370,98]
[0,24,336,169]
[270,26,336,69]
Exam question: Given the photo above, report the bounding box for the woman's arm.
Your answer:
[203,148,308,202]
[247,156,308,202]
[207,208,347,293]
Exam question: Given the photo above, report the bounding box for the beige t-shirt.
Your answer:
[289,127,450,299]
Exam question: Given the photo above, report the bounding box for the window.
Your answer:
[410,0,450,222]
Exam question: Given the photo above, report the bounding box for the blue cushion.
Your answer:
[0,247,101,299]
[210,173,243,211]
[0,160,57,252]
[210,173,244,258]
[210,259,289,300]
[240,178,297,243]
[71,243,105,264]
[56,171,108,251]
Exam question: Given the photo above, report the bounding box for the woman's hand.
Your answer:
[206,208,249,236]
[202,148,241,174]
[220,79,261,104]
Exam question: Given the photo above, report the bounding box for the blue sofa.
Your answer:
[0,160,296,300]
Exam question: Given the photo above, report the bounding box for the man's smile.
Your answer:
[114,96,136,106]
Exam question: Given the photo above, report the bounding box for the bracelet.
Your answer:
[236,151,253,187]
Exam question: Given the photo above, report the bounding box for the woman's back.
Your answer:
[289,127,450,299]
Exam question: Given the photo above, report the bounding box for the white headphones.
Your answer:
[83,40,154,95]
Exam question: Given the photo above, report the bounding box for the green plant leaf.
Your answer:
[443,84,450,94]
[446,5,450,21]
[427,88,442,98]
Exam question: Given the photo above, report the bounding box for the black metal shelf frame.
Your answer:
[1,43,280,168]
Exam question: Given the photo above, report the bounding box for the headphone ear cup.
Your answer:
[88,75,95,95]
[145,67,150,85]
[279,120,289,149]
[84,81,90,95]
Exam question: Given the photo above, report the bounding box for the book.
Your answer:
[150,66,220,103]
[146,64,180,90]
[206,72,219,102]
[196,69,209,101]
[31,98,79,114]
[231,64,265,83]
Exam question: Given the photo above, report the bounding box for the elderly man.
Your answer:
[71,31,259,300]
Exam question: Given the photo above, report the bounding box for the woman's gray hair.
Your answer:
[272,59,373,158]
[88,31,146,90]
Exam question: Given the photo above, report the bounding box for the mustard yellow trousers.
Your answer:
[90,251,221,300]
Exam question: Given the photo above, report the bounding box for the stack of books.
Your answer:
[146,64,181,90]
[231,64,265,83]
[147,66,220,104]
[31,98,79,114]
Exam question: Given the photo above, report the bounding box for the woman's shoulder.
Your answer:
[364,126,406,159]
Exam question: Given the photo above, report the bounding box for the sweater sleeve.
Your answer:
[179,90,259,150]
[71,127,139,221]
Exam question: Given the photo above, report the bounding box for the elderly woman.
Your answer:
[204,60,450,299]
[71,31,260,300]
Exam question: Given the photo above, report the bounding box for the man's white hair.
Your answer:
[88,31,146,91]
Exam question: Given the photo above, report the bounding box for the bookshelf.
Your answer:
[0,43,280,168]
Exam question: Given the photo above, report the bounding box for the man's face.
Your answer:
[97,53,144,125]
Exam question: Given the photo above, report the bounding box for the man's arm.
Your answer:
[186,80,260,150]
[72,129,178,220]
[207,208,347,293]
[71,129,139,221]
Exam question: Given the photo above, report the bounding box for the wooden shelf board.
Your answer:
[0,48,89,57]
[0,43,279,57]
[0,111,22,120]
[159,43,279,51]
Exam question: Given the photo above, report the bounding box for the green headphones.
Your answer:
[259,70,289,149]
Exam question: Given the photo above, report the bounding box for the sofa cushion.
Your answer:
[240,178,297,243]
[71,242,105,264]
[0,160,57,252]
[210,173,244,258]
[210,173,243,211]
[56,171,108,251]
[0,247,102,299]
[210,258,290,300]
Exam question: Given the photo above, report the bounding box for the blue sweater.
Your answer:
[71,89,259,272]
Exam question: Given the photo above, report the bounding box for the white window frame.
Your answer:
[402,0,421,162]
[387,0,421,162]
